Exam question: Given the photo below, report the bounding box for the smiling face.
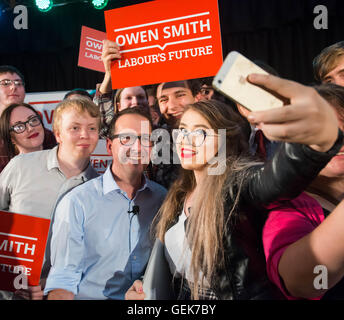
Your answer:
[157,82,195,128]
[176,108,219,172]
[55,108,99,161]
[9,106,44,154]
[117,86,148,112]
[0,72,26,115]
[107,113,152,178]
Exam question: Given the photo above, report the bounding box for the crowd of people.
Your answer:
[0,40,344,300]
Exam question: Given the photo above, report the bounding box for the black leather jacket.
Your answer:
[171,133,344,300]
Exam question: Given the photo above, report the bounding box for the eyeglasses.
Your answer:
[10,116,42,134]
[173,128,217,147]
[0,79,25,87]
[111,133,153,147]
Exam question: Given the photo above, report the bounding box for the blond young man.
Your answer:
[0,98,100,299]
[313,41,344,86]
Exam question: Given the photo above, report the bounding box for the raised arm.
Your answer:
[99,40,121,95]
[242,74,343,205]
[276,199,344,298]
[247,74,339,153]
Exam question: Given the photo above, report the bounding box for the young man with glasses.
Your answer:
[0,65,25,116]
[45,107,166,300]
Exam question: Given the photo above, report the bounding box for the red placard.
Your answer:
[78,26,106,73]
[104,0,223,89]
[0,211,50,292]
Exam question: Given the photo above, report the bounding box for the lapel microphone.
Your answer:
[128,205,140,215]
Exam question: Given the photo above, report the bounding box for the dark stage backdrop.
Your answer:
[0,0,343,93]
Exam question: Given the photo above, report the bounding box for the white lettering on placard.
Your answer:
[163,19,210,39]
[86,37,103,51]
[118,45,213,69]
[85,37,103,62]
[0,232,37,263]
[116,29,159,46]
[0,264,31,275]
[0,239,36,256]
[85,52,102,61]
[114,12,212,53]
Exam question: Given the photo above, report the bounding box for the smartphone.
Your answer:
[213,51,284,112]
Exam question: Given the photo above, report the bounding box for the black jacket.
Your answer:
[170,133,344,300]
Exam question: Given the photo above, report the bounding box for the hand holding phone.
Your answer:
[213,51,284,112]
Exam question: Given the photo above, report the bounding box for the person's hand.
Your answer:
[99,40,121,94]
[125,280,145,300]
[246,73,339,152]
[102,39,121,74]
[15,285,44,300]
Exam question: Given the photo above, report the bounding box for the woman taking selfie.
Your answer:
[126,74,343,300]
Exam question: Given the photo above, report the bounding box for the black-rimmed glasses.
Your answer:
[111,133,153,147]
[10,116,42,134]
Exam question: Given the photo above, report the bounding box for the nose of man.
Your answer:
[159,103,168,116]
[132,136,143,151]
[9,83,17,92]
[166,96,181,115]
[79,127,90,139]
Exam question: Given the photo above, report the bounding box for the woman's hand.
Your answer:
[125,280,145,300]
[247,73,339,152]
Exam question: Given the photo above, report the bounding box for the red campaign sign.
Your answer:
[0,211,50,292]
[104,0,223,89]
[78,26,106,73]
[90,139,112,174]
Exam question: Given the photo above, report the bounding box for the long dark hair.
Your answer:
[314,83,344,123]
[154,99,257,299]
[0,103,43,159]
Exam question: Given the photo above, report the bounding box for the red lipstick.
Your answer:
[28,132,39,139]
[181,148,196,158]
